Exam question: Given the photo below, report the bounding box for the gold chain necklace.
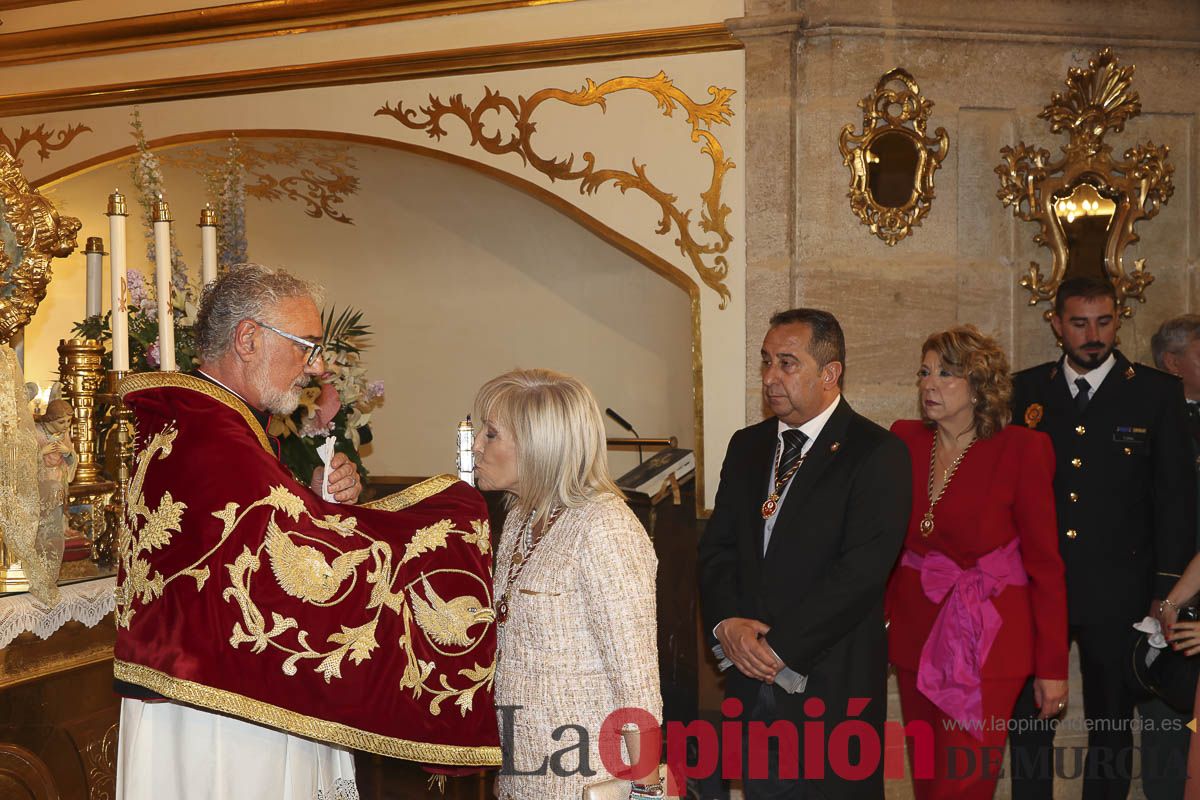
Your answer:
[919,433,976,537]
[496,506,563,625]
[760,438,808,519]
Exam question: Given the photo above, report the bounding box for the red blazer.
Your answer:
[886,420,1068,681]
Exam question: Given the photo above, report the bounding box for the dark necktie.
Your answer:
[1075,377,1092,413]
[778,428,809,481]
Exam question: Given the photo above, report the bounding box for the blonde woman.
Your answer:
[473,368,663,800]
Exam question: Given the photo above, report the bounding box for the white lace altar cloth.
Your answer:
[0,576,116,649]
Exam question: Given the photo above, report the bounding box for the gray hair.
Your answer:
[193,263,324,361]
[1151,314,1200,370]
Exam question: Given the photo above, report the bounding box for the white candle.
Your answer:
[199,204,218,286]
[84,237,103,318]
[107,190,130,372]
[152,195,176,371]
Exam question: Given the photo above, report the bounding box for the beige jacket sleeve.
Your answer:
[577,498,663,726]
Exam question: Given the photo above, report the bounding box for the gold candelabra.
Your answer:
[58,338,107,487]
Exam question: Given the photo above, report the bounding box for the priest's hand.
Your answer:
[311,452,362,504]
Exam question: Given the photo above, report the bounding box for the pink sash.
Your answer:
[900,539,1028,736]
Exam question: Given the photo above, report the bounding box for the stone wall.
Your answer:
[736,0,1200,427]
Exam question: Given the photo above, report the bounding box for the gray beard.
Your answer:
[253,370,306,415]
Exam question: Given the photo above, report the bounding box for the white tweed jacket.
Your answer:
[493,493,661,800]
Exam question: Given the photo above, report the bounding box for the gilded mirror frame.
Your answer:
[996,48,1172,319]
[839,68,949,246]
[0,146,81,345]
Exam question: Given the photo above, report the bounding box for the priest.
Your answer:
[114,264,500,799]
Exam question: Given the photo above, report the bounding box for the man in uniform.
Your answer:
[1007,277,1195,800]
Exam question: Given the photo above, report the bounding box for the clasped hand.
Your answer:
[716,617,784,683]
[310,451,362,504]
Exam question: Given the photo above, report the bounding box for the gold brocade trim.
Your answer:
[113,660,503,765]
[118,371,273,455]
[363,474,460,511]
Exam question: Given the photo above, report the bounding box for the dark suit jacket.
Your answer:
[1010,351,1197,624]
[698,398,911,798]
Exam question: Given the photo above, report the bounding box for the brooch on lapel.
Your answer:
[1024,403,1044,429]
[1125,366,1136,380]
[830,442,841,453]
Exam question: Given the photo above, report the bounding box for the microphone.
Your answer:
[605,407,638,436]
[606,407,643,463]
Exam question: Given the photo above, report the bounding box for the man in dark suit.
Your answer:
[698,308,912,800]
[1008,278,1196,800]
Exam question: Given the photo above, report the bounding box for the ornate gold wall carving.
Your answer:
[0,122,91,165]
[0,147,81,344]
[838,68,948,245]
[160,140,359,225]
[995,48,1173,317]
[377,71,737,307]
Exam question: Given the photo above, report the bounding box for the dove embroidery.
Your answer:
[265,526,371,604]
[410,573,495,648]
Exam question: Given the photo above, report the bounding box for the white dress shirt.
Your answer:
[763,394,842,553]
[1063,352,1116,398]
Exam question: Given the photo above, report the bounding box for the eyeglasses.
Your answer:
[255,321,324,365]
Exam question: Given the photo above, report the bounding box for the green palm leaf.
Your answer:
[321,305,371,354]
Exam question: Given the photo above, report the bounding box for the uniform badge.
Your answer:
[1024,403,1044,429]
[1125,366,1136,380]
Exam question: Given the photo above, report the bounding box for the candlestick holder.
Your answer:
[96,369,133,566]
[58,337,107,487]
[107,189,127,217]
[199,204,218,226]
[152,195,172,223]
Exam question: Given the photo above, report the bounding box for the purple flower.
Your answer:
[146,342,160,368]
[126,269,147,306]
[366,380,385,401]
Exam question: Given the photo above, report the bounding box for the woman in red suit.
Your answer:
[887,326,1069,799]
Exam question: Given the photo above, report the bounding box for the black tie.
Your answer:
[1075,378,1092,413]
[778,429,809,481]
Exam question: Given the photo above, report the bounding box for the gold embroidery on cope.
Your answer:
[116,430,495,717]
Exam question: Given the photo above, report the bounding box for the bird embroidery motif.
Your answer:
[265,526,371,604]
[410,573,495,648]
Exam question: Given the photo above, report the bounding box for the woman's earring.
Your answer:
[970,396,978,404]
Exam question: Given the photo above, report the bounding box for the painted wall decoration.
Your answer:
[378,71,737,307]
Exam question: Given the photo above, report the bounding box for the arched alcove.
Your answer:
[25,133,697,480]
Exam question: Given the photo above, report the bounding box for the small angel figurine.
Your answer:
[33,398,76,584]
